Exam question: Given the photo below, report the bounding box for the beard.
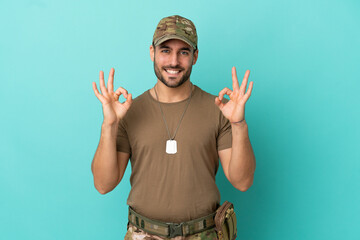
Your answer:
[153,57,193,88]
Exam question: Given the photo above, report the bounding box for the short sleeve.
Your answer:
[116,119,131,154]
[216,110,232,151]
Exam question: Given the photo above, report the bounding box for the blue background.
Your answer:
[1,0,359,239]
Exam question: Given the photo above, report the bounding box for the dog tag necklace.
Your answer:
[154,83,193,154]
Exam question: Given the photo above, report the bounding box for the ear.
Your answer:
[150,45,155,62]
[192,49,199,65]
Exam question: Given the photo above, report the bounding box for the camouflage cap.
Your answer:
[153,15,198,50]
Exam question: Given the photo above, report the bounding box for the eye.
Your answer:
[161,49,170,53]
[180,51,189,55]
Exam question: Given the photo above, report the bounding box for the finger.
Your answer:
[99,70,109,97]
[218,87,232,101]
[92,82,106,103]
[123,93,133,109]
[107,68,115,93]
[232,67,240,90]
[239,70,250,95]
[215,97,225,110]
[243,81,254,102]
[114,87,129,99]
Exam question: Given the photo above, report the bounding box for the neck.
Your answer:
[152,80,193,103]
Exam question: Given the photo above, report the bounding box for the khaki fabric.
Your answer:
[116,85,232,223]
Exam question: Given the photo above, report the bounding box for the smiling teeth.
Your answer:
[166,69,180,74]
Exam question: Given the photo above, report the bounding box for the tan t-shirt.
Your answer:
[116,85,232,223]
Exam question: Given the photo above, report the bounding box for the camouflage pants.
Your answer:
[124,222,218,240]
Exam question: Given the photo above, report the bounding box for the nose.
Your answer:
[169,52,180,66]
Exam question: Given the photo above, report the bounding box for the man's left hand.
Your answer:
[215,67,253,123]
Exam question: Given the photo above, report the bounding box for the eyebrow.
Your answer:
[180,47,191,51]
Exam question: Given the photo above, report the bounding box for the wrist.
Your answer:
[231,119,247,129]
[231,119,246,125]
[101,121,119,136]
[102,119,120,128]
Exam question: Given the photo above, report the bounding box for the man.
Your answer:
[91,15,256,239]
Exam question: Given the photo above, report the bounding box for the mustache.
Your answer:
[163,65,184,70]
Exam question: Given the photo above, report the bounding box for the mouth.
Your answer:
[164,68,182,76]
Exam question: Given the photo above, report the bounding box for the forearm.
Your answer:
[228,121,256,191]
[91,122,120,194]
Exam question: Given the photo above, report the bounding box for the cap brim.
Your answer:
[154,35,196,50]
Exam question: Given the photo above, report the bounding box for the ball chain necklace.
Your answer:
[153,82,193,154]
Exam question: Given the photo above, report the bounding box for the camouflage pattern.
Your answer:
[124,222,218,240]
[153,15,198,50]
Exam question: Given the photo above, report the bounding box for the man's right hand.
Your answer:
[92,68,132,125]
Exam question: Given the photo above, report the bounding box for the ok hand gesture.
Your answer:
[92,68,132,125]
[215,67,253,123]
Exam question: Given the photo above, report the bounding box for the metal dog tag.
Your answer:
[166,140,177,154]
